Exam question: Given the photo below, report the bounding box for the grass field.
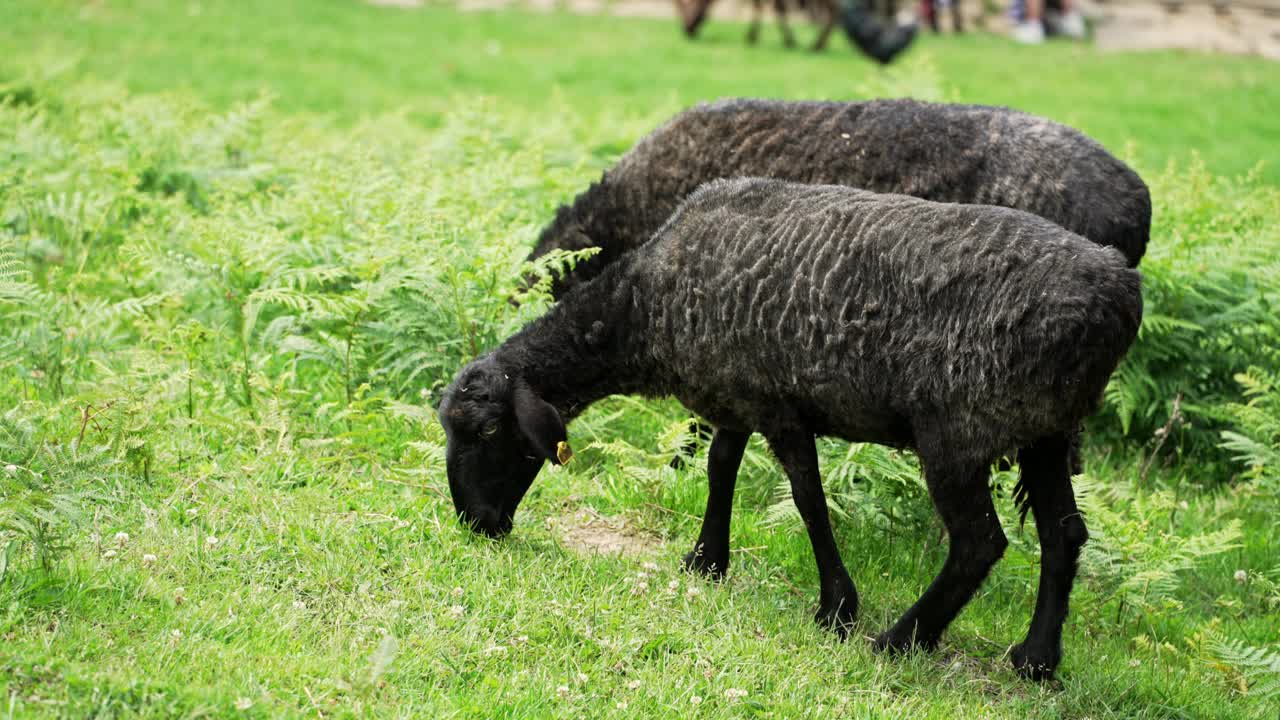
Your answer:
[2,1,1280,717]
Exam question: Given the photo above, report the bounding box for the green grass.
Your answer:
[4,0,1279,182]
[2,1,1280,718]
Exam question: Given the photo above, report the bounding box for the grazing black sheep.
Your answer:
[527,98,1150,300]
[444,179,1144,679]
[528,97,1150,470]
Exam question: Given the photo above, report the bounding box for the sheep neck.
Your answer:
[496,261,655,421]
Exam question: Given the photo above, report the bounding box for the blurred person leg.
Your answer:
[1045,0,1086,39]
[920,0,939,33]
[1012,0,1045,43]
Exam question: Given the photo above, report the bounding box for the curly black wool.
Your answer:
[529,98,1151,297]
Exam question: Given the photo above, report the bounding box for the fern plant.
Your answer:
[1072,474,1243,617]
[1096,160,1280,478]
[766,441,929,531]
[1207,634,1280,700]
[1218,366,1280,495]
[0,408,111,581]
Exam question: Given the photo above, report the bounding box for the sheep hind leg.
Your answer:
[874,452,1006,654]
[766,428,859,635]
[1010,432,1087,681]
[683,428,750,580]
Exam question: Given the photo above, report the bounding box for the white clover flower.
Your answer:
[631,581,649,596]
[205,536,219,547]
[724,688,748,700]
[1234,569,1248,583]
[451,586,464,598]
[293,600,306,610]
[234,697,253,711]
[3,464,16,475]
[575,672,588,684]
[556,686,570,699]
[690,695,703,705]
[142,554,157,566]
[627,679,642,690]
[115,532,130,547]
[449,604,465,618]
[641,562,659,572]
[102,549,118,559]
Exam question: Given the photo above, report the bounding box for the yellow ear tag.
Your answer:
[556,441,574,465]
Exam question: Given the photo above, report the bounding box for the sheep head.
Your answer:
[438,356,568,538]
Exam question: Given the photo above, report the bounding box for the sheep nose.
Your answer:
[462,506,511,539]
[477,519,513,539]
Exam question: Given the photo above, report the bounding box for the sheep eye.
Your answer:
[481,422,500,439]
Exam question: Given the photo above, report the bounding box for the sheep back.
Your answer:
[630,178,1143,463]
[531,98,1150,296]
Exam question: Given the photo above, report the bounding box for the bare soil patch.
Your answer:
[552,506,663,557]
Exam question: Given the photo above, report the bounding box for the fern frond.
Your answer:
[1208,634,1280,699]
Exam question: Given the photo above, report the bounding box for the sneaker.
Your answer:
[1057,10,1086,39]
[1011,20,1045,44]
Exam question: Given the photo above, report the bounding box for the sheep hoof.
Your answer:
[1010,642,1059,681]
[815,598,858,638]
[872,628,936,655]
[682,548,728,581]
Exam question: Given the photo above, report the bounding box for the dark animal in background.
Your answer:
[528,98,1151,301]
[443,179,1144,680]
[527,98,1150,468]
[676,0,916,61]
[871,0,898,22]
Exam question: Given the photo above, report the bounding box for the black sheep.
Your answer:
[528,98,1150,300]
[443,179,1143,679]
[529,97,1151,470]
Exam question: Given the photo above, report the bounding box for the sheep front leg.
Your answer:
[874,450,1005,653]
[683,428,750,579]
[1010,433,1087,680]
[766,429,859,635]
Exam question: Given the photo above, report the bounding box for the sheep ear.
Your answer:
[513,381,569,465]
